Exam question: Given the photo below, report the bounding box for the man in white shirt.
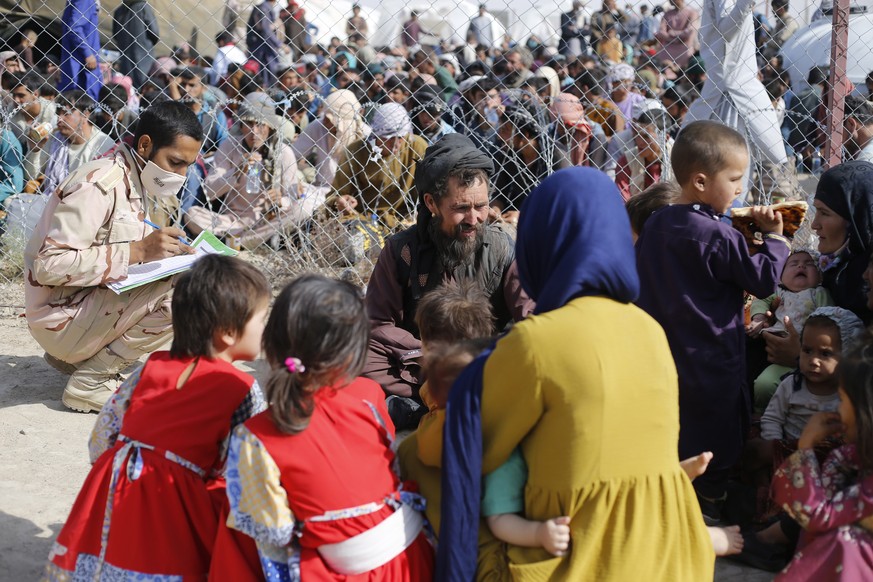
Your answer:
[468,4,495,48]
[843,94,873,163]
[211,30,247,84]
[763,0,799,58]
[25,90,116,196]
[8,71,58,162]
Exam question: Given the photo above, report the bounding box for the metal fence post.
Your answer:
[824,0,851,169]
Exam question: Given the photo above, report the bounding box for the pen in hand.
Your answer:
[143,218,191,246]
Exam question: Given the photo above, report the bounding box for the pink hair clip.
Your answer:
[285,357,306,374]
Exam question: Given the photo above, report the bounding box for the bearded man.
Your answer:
[363,133,534,428]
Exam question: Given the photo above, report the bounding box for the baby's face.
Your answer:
[781,252,821,292]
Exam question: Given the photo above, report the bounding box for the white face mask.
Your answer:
[138,156,187,199]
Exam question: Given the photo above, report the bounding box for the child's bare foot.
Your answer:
[709,525,743,556]
[537,516,571,556]
[680,451,714,481]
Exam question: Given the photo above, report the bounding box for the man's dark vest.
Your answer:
[390,223,516,338]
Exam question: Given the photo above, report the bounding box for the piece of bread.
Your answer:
[730,201,808,252]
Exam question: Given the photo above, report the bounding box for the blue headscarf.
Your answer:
[436,167,640,580]
[517,167,640,312]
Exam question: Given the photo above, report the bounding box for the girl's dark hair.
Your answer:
[170,255,270,358]
[133,100,204,152]
[263,274,369,434]
[840,336,873,474]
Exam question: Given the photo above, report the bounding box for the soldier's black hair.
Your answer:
[133,100,204,152]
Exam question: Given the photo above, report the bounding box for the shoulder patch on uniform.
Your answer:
[94,163,125,195]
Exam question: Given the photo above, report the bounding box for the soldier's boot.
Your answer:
[62,347,132,413]
[43,353,79,375]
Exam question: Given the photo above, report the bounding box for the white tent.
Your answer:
[494,0,564,47]
[363,0,506,48]
[278,0,382,47]
[780,13,873,90]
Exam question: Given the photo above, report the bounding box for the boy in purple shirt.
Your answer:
[636,120,790,523]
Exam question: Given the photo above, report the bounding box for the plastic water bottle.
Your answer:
[245,161,262,195]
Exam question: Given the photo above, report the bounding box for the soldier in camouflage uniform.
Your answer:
[24,102,204,413]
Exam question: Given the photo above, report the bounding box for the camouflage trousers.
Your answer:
[29,278,174,365]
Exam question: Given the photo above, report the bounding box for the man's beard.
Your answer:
[428,214,484,271]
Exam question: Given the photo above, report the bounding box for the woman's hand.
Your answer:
[763,316,800,366]
[798,412,844,450]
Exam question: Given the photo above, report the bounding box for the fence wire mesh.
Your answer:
[0,0,866,287]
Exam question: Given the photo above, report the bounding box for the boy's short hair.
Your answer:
[57,90,96,114]
[9,71,44,94]
[671,120,748,186]
[626,181,681,235]
[415,281,495,345]
[170,255,270,358]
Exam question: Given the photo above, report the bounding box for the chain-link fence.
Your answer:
[0,0,865,288]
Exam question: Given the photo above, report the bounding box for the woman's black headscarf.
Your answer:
[815,160,873,321]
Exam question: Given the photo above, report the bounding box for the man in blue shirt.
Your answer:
[168,66,228,212]
[60,0,103,100]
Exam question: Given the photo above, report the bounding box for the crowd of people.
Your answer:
[4,0,873,580]
[2,0,859,245]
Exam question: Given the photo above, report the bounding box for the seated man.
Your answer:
[168,66,228,155]
[24,90,116,197]
[95,83,139,142]
[489,102,551,219]
[0,126,24,208]
[364,133,533,428]
[24,101,203,412]
[7,71,58,170]
[185,104,308,249]
[331,102,428,226]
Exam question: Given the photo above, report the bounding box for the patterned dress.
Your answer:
[773,445,873,580]
[44,353,266,581]
[225,377,435,580]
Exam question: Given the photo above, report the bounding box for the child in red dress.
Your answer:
[44,255,270,581]
[225,274,435,580]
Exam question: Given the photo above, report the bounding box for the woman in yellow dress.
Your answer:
[435,167,714,581]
